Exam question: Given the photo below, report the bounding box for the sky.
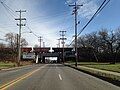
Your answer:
[0,0,120,47]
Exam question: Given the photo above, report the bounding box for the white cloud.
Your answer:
[0,0,61,47]
[25,24,59,47]
[1,0,97,47]
[66,0,77,4]
[67,0,98,19]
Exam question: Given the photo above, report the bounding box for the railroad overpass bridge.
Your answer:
[40,52,60,63]
[33,47,74,63]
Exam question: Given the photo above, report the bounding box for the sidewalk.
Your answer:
[78,65,120,77]
[65,63,120,81]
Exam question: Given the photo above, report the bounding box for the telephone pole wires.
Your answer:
[15,10,26,66]
[60,31,67,63]
[69,2,83,67]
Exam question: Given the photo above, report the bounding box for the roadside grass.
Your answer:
[65,61,120,73]
[79,62,120,73]
[65,61,120,83]
[0,60,34,70]
[0,62,15,69]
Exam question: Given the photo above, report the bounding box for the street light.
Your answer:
[21,31,32,34]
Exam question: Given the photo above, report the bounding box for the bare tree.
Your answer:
[5,32,28,49]
[99,29,117,63]
[77,28,120,63]
[0,43,6,48]
[78,32,100,52]
[78,36,86,47]
[21,38,28,47]
[99,29,117,54]
[115,27,120,50]
[34,44,39,48]
[5,33,15,49]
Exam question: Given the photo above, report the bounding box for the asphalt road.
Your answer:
[0,64,119,90]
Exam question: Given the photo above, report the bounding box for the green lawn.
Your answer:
[0,62,15,68]
[66,61,120,73]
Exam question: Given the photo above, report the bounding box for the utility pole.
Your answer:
[60,31,67,63]
[57,39,60,48]
[57,38,61,63]
[69,2,83,67]
[43,42,45,47]
[38,36,42,49]
[16,34,19,64]
[15,10,26,66]
[38,36,42,62]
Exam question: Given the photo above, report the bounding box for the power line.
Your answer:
[0,0,31,35]
[25,24,39,38]
[96,0,110,15]
[78,0,110,36]
[68,0,110,47]
[0,1,18,18]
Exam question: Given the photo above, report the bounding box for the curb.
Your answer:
[64,64,120,87]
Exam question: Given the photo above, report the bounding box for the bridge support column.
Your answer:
[36,55,39,64]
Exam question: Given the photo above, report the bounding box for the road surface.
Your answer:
[0,64,119,90]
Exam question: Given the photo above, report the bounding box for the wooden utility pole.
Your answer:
[57,39,60,48]
[15,10,26,66]
[60,31,66,63]
[38,36,42,62]
[69,2,83,67]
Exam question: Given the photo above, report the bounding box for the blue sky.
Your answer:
[0,0,120,47]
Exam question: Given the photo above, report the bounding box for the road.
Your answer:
[0,64,119,90]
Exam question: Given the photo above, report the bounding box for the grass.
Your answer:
[0,60,34,69]
[65,61,120,73]
[65,61,120,82]
[80,62,120,73]
[0,62,15,69]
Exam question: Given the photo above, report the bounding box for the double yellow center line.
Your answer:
[0,64,47,90]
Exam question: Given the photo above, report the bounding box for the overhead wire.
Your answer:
[0,0,19,34]
[77,0,110,36]
[25,21,39,38]
[0,0,39,39]
[26,13,72,40]
[0,0,18,18]
[67,0,110,47]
